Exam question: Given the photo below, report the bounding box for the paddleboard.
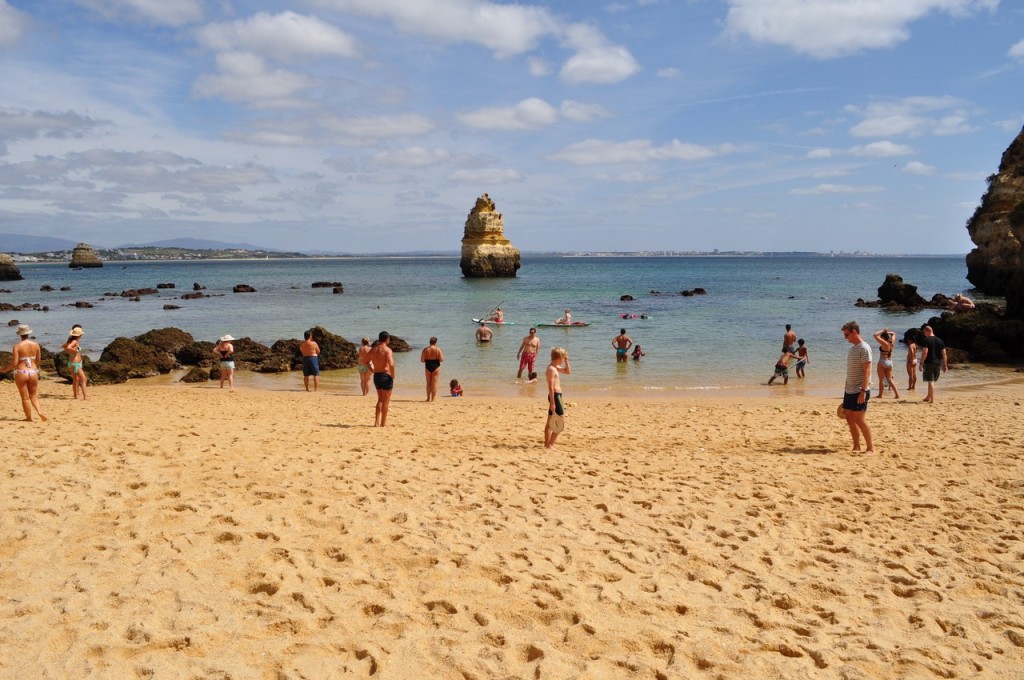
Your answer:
[536,322,590,327]
[472,318,517,325]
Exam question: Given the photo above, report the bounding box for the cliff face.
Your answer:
[70,243,103,268]
[460,194,521,278]
[0,253,22,281]
[965,125,1024,301]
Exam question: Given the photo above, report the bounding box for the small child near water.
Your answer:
[631,345,645,361]
[795,339,810,378]
[449,378,463,396]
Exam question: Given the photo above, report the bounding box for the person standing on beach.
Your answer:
[517,327,540,379]
[2,324,47,422]
[62,325,88,399]
[368,331,395,426]
[872,328,900,399]
[420,336,444,402]
[795,339,810,378]
[918,325,947,404]
[612,328,633,362]
[903,328,919,391]
[299,330,320,392]
[544,347,571,450]
[213,335,235,389]
[476,322,493,343]
[357,337,372,396]
[783,324,797,353]
[841,321,874,454]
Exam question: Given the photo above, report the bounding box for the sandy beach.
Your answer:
[2,378,1023,679]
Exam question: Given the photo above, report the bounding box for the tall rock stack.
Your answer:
[460,193,521,278]
[69,243,103,268]
[0,253,22,281]
[965,125,1024,311]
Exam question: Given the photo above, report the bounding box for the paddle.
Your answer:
[483,300,505,322]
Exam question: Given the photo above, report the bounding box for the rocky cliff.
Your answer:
[965,125,1024,308]
[69,243,103,268]
[0,253,22,281]
[460,194,521,278]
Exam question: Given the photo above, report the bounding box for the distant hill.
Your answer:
[0,233,80,253]
[117,237,276,251]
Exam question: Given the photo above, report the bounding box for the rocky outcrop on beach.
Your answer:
[460,194,521,278]
[965,124,1024,298]
[233,284,257,293]
[0,254,22,281]
[854,274,950,311]
[69,243,103,268]
[926,306,1024,362]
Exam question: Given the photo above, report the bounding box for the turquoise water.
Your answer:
[5,255,1001,397]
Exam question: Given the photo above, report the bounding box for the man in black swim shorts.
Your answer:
[368,331,395,427]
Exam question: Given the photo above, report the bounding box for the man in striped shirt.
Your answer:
[841,321,874,455]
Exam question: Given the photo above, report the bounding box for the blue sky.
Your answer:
[0,0,1021,254]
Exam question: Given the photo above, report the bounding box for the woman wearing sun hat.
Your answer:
[1,324,47,421]
[61,325,88,400]
[213,334,236,389]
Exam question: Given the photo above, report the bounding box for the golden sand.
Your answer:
[2,378,1023,678]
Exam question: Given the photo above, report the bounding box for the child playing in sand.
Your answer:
[631,345,645,361]
[449,378,463,397]
[795,339,809,378]
[768,349,798,385]
[544,347,571,449]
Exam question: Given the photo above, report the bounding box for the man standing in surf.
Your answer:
[517,327,540,379]
[368,331,395,427]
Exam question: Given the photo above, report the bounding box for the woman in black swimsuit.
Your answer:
[420,336,445,402]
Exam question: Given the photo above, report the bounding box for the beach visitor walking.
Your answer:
[903,328,919,391]
[795,339,809,378]
[420,336,444,402]
[918,325,948,404]
[357,337,372,396]
[2,324,47,422]
[768,348,798,385]
[612,329,633,363]
[873,328,900,399]
[213,335,235,389]
[544,347,571,450]
[783,324,797,353]
[61,325,88,400]
[299,329,320,392]
[517,327,540,379]
[369,331,395,426]
[841,321,874,454]
[476,322,493,343]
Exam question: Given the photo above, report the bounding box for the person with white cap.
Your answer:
[61,325,88,400]
[1,324,47,421]
[213,334,236,389]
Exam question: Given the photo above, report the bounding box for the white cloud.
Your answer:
[527,57,551,76]
[0,108,110,145]
[449,168,524,184]
[313,0,638,84]
[0,1,30,48]
[193,52,317,106]
[595,171,659,183]
[903,160,936,175]
[657,67,681,78]
[1010,40,1024,62]
[848,96,975,138]
[850,141,914,157]
[559,23,641,84]
[196,12,360,63]
[320,113,435,141]
[724,0,998,59]
[371,147,451,167]
[807,148,833,159]
[791,183,884,195]
[72,0,203,26]
[457,98,608,131]
[549,138,739,165]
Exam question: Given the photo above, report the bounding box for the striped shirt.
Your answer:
[845,340,872,394]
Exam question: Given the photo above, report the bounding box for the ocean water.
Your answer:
[4,255,1003,397]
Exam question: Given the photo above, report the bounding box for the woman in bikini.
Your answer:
[61,325,88,400]
[213,335,235,389]
[419,336,444,402]
[873,328,900,399]
[903,328,919,391]
[2,324,47,421]
[357,337,373,396]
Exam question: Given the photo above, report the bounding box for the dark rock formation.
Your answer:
[69,243,103,268]
[229,337,272,369]
[878,274,927,307]
[181,292,208,300]
[164,304,181,310]
[309,326,358,369]
[193,282,205,290]
[136,327,195,357]
[333,286,344,294]
[99,337,176,378]
[176,341,216,367]
[74,301,94,308]
[312,281,342,288]
[179,367,210,383]
[233,284,257,293]
[965,124,1024,297]
[52,352,129,385]
[620,295,634,301]
[40,285,54,292]
[926,307,1024,362]
[157,283,175,289]
[0,254,22,281]
[60,286,71,291]
[460,193,521,278]
[388,335,412,353]
[121,288,158,297]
